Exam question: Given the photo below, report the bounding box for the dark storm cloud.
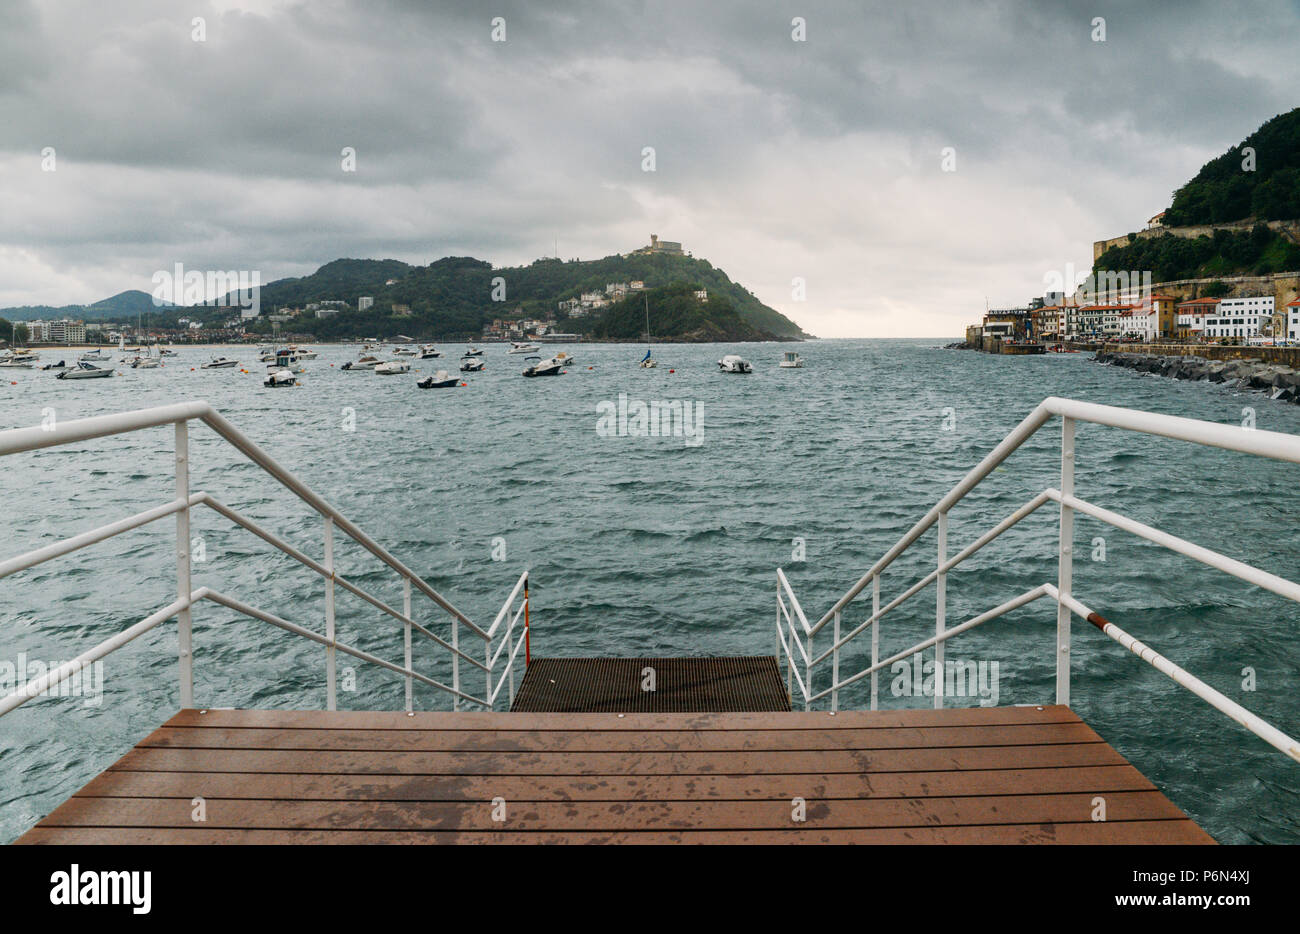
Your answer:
[1,0,1297,335]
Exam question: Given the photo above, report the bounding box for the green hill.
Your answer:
[1093,223,1300,281]
[581,283,773,342]
[241,249,805,341]
[1163,107,1300,225]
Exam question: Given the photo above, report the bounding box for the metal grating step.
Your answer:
[511,656,790,712]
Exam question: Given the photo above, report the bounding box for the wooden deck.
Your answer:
[16,705,1214,844]
[512,656,789,712]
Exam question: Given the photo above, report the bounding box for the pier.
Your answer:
[15,697,1210,844]
[7,397,1298,845]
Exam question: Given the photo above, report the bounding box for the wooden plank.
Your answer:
[16,705,1214,845]
[108,742,1128,775]
[137,722,1104,753]
[162,706,1082,731]
[511,657,790,712]
[15,820,1217,845]
[74,764,1157,801]
[35,791,1188,831]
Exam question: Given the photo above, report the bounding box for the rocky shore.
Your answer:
[1095,349,1300,403]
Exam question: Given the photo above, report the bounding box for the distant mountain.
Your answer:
[1,246,807,340]
[0,289,169,322]
[1163,107,1300,225]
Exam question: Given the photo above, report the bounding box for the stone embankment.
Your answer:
[1095,349,1300,403]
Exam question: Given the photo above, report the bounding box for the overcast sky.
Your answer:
[1,0,1297,336]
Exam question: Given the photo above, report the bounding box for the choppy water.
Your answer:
[1,339,1297,844]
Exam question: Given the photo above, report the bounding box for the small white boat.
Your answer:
[374,360,411,375]
[460,357,485,372]
[418,370,461,389]
[290,346,318,360]
[202,357,239,369]
[419,345,441,359]
[508,341,541,354]
[264,369,297,387]
[463,347,484,357]
[718,354,753,373]
[779,351,804,368]
[522,355,565,377]
[342,355,382,371]
[131,355,161,369]
[79,349,110,362]
[0,358,33,369]
[394,347,418,357]
[56,361,114,380]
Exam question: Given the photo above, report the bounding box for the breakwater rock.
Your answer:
[1095,350,1300,403]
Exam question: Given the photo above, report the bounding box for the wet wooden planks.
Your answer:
[15,705,1215,844]
[511,656,790,712]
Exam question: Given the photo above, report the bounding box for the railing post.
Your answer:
[804,625,813,713]
[831,610,841,712]
[871,575,880,711]
[323,516,336,711]
[1057,417,1075,706]
[174,421,193,708]
[451,618,460,712]
[935,510,947,710]
[485,639,492,712]
[403,576,412,714]
[524,576,530,666]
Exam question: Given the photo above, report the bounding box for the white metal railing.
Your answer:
[0,401,530,718]
[774,396,1300,764]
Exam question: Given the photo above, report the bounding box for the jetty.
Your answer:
[5,398,1298,844]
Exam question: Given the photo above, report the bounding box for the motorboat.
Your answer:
[419,345,441,359]
[779,351,804,368]
[264,369,297,388]
[508,341,541,354]
[56,361,114,380]
[40,360,67,370]
[374,360,411,375]
[460,357,485,372]
[1,350,38,367]
[202,357,239,369]
[718,354,753,373]
[131,355,161,369]
[79,349,110,362]
[417,370,461,388]
[394,346,418,357]
[553,351,577,368]
[522,355,565,377]
[341,355,382,371]
[289,346,318,360]
[462,347,484,357]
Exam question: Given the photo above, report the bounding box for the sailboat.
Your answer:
[639,294,657,368]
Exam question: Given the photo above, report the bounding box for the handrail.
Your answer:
[0,400,526,719]
[774,395,1300,768]
[0,401,482,638]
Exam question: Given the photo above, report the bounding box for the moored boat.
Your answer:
[417,369,461,388]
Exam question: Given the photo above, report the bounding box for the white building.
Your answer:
[1203,311,1272,340]
[1218,295,1274,317]
[358,296,374,311]
[694,290,708,300]
[1286,299,1300,341]
[47,319,86,344]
